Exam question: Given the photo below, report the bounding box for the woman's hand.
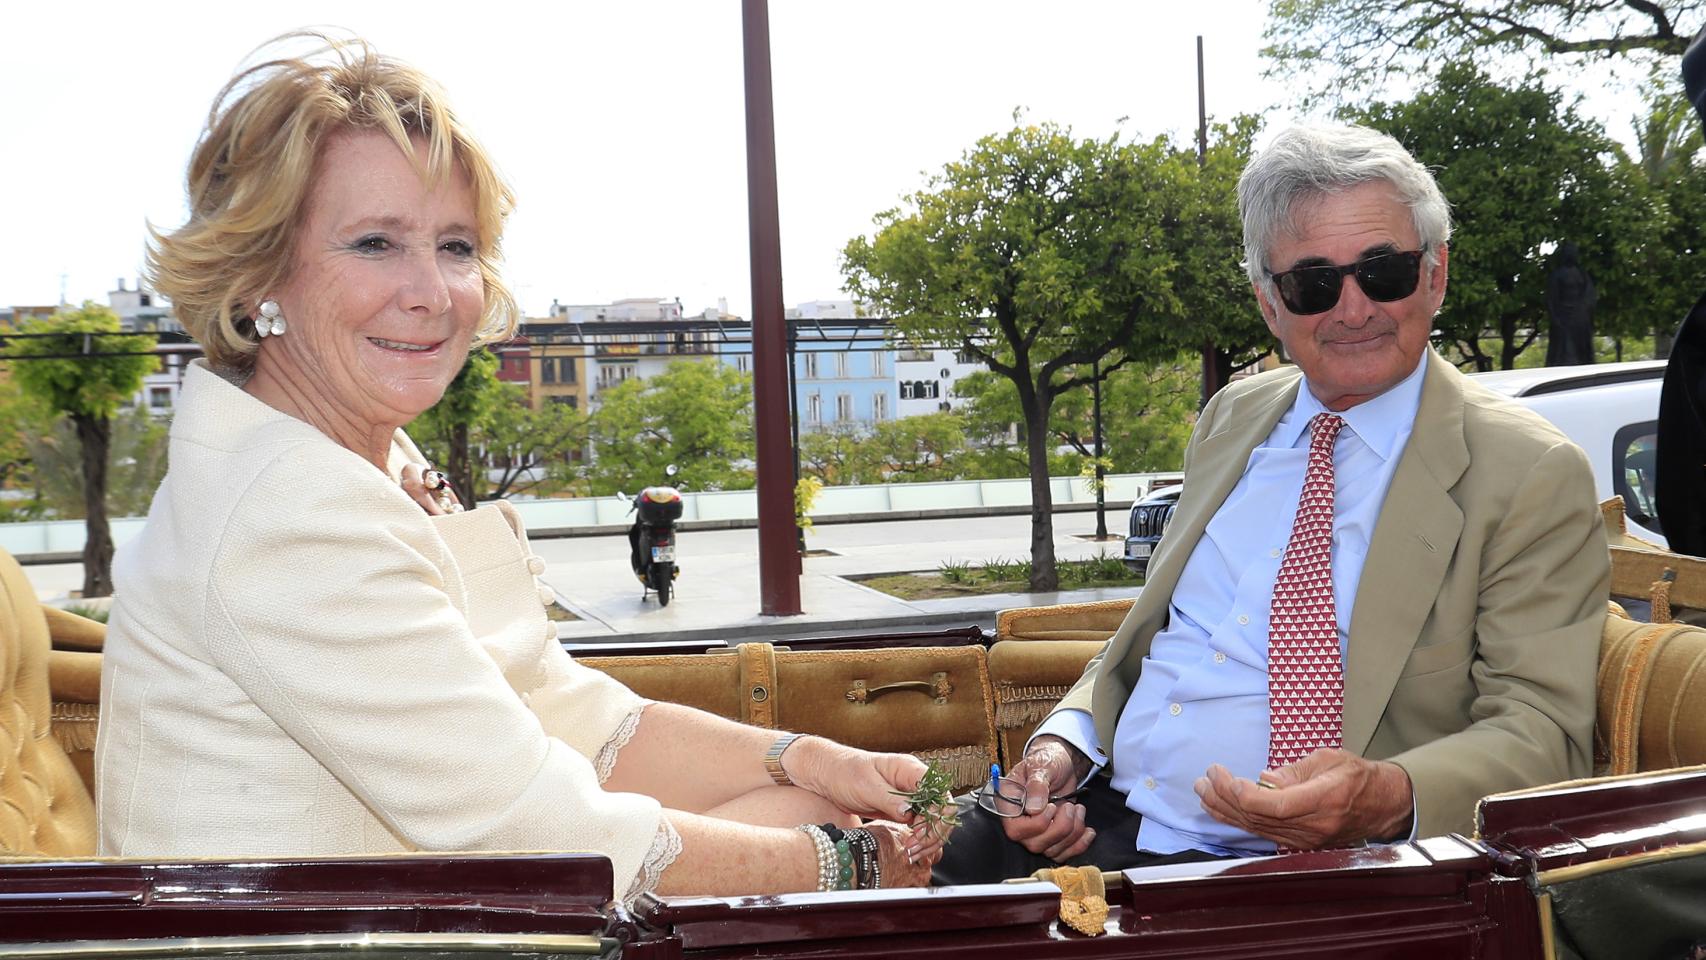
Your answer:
[783,737,927,822]
[860,820,940,888]
[399,464,462,515]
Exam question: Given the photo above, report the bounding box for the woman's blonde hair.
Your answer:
[147,30,520,372]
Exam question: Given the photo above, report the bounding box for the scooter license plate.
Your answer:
[651,545,676,562]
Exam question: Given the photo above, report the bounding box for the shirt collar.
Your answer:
[1273,353,1429,461]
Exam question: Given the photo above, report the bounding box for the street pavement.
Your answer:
[21,510,1143,643]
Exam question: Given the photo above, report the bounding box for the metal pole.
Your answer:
[788,319,805,564]
[1195,34,1221,412]
[1093,359,1107,539]
[742,0,802,615]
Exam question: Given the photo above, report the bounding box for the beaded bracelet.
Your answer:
[795,824,838,892]
[846,827,881,890]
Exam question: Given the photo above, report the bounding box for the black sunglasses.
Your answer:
[1267,249,1426,316]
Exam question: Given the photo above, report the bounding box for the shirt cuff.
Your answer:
[1028,708,1108,777]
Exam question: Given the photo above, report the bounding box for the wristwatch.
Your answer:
[764,732,807,786]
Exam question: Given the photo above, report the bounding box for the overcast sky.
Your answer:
[0,2,1650,320]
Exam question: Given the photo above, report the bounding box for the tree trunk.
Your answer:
[74,413,114,598]
[450,422,475,506]
[1198,343,1233,411]
[1021,390,1058,593]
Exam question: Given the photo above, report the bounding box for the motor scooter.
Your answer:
[623,465,684,606]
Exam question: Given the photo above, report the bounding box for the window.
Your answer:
[900,382,913,400]
[836,393,854,422]
[550,395,579,409]
[559,358,578,384]
[872,352,886,377]
[149,387,171,409]
[541,357,557,383]
[899,348,932,362]
[872,392,887,421]
[735,354,750,374]
[806,393,822,423]
[1614,421,1660,532]
[938,401,952,412]
[956,349,978,365]
[939,368,951,379]
[836,352,850,378]
[803,352,819,378]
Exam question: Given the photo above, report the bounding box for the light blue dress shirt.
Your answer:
[1036,355,1428,857]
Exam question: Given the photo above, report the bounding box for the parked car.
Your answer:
[1122,359,1668,566]
[1123,483,1180,576]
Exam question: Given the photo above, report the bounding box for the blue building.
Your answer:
[719,300,899,435]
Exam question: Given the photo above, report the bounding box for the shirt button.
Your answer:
[1270,548,1282,559]
[537,585,556,607]
[1237,614,1250,626]
[527,556,547,575]
[1169,702,1182,716]
[1144,777,1157,790]
[1213,651,1227,664]
[520,691,532,707]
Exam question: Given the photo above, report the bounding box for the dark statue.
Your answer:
[1545,242,1597,366]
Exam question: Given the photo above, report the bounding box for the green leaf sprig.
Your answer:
[891,761,961,841]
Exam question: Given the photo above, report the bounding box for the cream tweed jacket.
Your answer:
[97,361,666,895]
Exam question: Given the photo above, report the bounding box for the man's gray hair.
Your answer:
[1238,124,1451,290]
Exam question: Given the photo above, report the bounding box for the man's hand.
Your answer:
[998,735,1096,862]
[1192,748,1414,850]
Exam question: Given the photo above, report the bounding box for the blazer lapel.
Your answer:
[1342,350,1470,754]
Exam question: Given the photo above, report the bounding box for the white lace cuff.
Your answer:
[593,699,650,783]
[623,816,683,904]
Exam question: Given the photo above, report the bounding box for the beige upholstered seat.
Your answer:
[0,548,97,855]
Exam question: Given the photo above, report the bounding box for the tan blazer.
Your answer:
[1054,350,1609,837]
[98,362,663,892]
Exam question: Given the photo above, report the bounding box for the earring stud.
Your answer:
[256,299,286,337]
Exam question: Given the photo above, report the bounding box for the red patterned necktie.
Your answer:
[1267,412,1347,771]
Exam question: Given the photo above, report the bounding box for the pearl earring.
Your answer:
[255,299,287,337]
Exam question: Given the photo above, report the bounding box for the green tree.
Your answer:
[1350,63,1656,370]
[1629,78,1706,357]
[1265,0,1699,102]
[844,121,1188,591]
[799,424,879,486]
[28,405,170,520]
[864,413,969,481]
[411,349,503,502]
[586,360,754,495]
[9,303,157,596]
[1165,116,1271,398]
[0,374,47,521]
[483,394,590,499]
[955,356,1198,476]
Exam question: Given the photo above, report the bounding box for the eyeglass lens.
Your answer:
[979,778,1030,818]
[1273,250,1423,316]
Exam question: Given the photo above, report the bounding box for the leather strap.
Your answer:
[738,642,778,728]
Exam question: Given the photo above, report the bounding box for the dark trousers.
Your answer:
[931,775,1227,886]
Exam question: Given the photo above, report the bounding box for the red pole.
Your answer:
[742,0,803,615]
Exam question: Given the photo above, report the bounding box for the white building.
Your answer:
[108,278,178,333]
[895,347,983,418]
[545,297,718,402]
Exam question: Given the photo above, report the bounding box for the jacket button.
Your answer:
[527,556,547,575]
[537,585,556,607]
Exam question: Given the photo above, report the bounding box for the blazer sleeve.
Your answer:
[202,442,662,888]
[1385,439,1609,836]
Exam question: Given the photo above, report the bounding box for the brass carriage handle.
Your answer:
[846,672,952,705]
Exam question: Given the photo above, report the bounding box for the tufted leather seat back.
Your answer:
[0,549,96,855]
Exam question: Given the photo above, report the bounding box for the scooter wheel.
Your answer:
[652,562,673,607]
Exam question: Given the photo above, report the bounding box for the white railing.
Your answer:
[0,472,1180,557]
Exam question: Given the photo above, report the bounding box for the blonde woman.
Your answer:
[99,33,941,901]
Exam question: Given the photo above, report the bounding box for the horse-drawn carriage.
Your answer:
[3,499,1703,959]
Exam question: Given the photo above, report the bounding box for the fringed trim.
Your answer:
[994,684,1072,730]
[623,816,683,904]
[49,702,99,752]
[913,744,993,792]
[594,701,649,784]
